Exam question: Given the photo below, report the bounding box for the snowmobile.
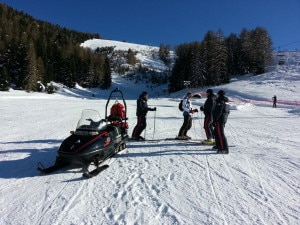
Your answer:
[37,88,129,177]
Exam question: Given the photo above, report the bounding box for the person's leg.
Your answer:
[178,115,189,137]
[132,116,142,138]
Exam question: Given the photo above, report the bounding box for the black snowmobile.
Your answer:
[37,88,128,177]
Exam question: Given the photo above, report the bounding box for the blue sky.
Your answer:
[1,0,300,51]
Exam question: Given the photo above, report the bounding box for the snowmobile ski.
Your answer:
[82,165,109,178]
[37,160,69,174]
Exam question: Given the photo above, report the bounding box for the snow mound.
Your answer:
[235,103,256,111]
[288,107,300,115]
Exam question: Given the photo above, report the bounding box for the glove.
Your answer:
[152,107,157,111]
[200,106,204,111]
[194,109,198,113]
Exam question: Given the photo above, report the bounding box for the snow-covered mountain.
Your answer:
[81,39,160,52]
[81,38,173,72]
[0,46,299,225]
[80,39,174,98]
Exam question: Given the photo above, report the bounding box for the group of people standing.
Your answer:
[131,89,230,154]
[177,89,230,154]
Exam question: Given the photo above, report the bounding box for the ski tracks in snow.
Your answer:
[34,171,87,225]
[223,107,299,225]
[120,138,291,225]
[104,141,182,225]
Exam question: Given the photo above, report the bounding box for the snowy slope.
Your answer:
[0,50,300,225]
[80,39,159,52]
[81,39,172,73]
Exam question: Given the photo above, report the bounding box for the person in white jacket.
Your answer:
[177,92,198,140]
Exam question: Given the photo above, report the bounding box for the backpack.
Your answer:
[224,103,230,115]
[178,100,183,111]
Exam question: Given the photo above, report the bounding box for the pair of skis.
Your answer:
[129,137,214,145]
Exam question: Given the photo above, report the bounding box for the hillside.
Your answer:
[0,49,299,225]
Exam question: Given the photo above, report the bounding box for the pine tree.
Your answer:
[0,68,9,91]
[215,29,229,84]
[202,31,222,85]
[25,41,39,91]
[127,48,137,65]
[251,27,273,74]
[239,28,254,74]
[189,42,205,87]
[159,43,171,66]
[101,57,112,89]
[225,33,240,75]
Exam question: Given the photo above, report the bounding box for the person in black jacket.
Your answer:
[132,91,156,140]
[213,90,230,154]
[200,89,216,142]
[272,95,277,108]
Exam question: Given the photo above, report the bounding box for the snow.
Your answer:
[81,39,173,72]
[1,44,300,225]
[80,39,159,52]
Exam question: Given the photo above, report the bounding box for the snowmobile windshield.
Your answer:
[75,109,104,135]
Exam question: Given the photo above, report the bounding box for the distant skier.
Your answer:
[272,95,277,108]
[200,89,216,144]
[213,90,230,154]
[177,92,198,140]
[132,91,156,140]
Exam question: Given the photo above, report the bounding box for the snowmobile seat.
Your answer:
[107,115,123,122]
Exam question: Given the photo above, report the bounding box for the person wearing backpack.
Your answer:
[200,89,216,144]
[131,91,156,140]
[212,90,230,154]
[177,92,198,140]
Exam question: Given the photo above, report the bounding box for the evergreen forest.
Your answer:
[0,3,273,93]
[169,28,273,92]
[0,3,111,92]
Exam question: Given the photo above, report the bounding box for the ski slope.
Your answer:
[1,51,300,225]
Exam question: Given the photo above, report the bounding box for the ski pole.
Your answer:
[152,110,156,140]
[144,120,147,140]
[192,113,198,139]
[199,111,205,138]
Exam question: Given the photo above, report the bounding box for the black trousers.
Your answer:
[178,115,192,136]
[204,114,214,140]
[132,115,147,138]
[214,121,228,151]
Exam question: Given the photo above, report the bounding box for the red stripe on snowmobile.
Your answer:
[75,132,109,153]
